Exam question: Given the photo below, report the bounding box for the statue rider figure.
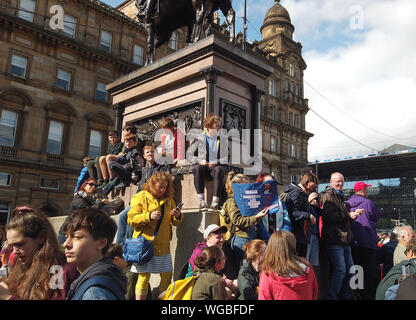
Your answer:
[136,0,158,23]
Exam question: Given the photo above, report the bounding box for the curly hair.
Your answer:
[142,171,174,200]
[5,206,65,300]
[203,113,221,129]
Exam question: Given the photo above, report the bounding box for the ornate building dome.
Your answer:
[261,0,294,40]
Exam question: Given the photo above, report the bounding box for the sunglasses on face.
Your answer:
[88,183,97,187]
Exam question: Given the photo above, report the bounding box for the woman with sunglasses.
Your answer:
[69,178,110,214]
[58,178,112,244]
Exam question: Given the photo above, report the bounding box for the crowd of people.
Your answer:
[1,113,416,301]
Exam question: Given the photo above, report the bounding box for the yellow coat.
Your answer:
[127,190,183,256]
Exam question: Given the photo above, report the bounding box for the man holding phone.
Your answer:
[320,172,364,300]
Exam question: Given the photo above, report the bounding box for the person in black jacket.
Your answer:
[102,133,144,197]
[283,172,319,257]
[70,178,110,213]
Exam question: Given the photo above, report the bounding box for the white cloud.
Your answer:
[278,0,416,161]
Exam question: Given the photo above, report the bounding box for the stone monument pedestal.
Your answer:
[107,34,273,290]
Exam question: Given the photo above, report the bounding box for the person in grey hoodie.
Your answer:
[347,182,382,300]
[62,208,127,300]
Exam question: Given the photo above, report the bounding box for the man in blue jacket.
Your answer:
[347,182,382,300]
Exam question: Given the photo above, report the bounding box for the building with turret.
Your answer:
[257,0,313,187]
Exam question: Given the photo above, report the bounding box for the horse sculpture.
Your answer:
[192,0,235,44]
[136,0,235,66]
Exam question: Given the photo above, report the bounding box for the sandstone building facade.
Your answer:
[0,0,186,223]
[0,0,311,223]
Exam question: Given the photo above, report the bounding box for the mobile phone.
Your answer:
[176,202,184,209]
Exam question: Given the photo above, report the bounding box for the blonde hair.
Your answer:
[142,171,174,200]
[225,171,248,195]
[262,230,309,278]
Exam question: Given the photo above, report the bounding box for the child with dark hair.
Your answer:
[191,246,227,300]
[0,206,79,300]
[62,208,127,300]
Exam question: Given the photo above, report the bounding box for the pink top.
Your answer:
[258,264,318,300]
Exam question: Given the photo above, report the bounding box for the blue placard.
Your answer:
[232,180,278,216]
[232,180,292,232]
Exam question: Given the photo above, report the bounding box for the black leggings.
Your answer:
[192,164,225,197]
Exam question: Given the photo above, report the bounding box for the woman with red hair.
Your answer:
[70,178,110,213]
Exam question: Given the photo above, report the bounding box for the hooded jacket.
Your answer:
[238,259,260,300]
[283,183,311,244]
[66,258,127,300]
[346,194,382,249]
[320,186,353,246]
[191,267,226,300]
[375,258,416,300]
[258,263,318,300]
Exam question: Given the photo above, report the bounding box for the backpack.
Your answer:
[72,276,126,300]
[161,275,198,300]
[385,265,409,300]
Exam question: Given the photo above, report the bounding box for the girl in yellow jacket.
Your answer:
[127,171,183,300]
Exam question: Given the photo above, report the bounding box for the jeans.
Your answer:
[327,244,354,300]
[116,206,133,247]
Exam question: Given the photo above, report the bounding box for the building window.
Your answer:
[294,114,300,128]
[0,202,10,225]
[56,69,71,91]
[10,54,28,78]
[133,44,144,65]
[46,120,64,154]
[18,0,36,22]
[62,14,77,39]
[88,130,102,158]
[96,82,107,102]
[284,79,289,92]
[271,137,276,153]
[0,110,18,147]
[288,143,297,158]
[40,177,60,190]
[0,172,12,187]
[168,31,178,50]
[100,30,112,53]
[268,79,277,97]
[289,63,295,77]
[288,111,294,126]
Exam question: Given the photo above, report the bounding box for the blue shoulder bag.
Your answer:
[123,203,165,265]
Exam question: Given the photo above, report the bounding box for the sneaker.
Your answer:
[199,201,209,212]
[208,203,219,212]
[96,181,108,190]
[115,181,129,190]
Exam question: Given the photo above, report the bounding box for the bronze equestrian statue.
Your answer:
[135,0,235,66]
[192,0,235,44]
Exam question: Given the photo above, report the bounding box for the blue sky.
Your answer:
[101,0,416,161]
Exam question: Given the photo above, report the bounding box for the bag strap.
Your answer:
[72,276,125,300]
[154,202,165,237]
